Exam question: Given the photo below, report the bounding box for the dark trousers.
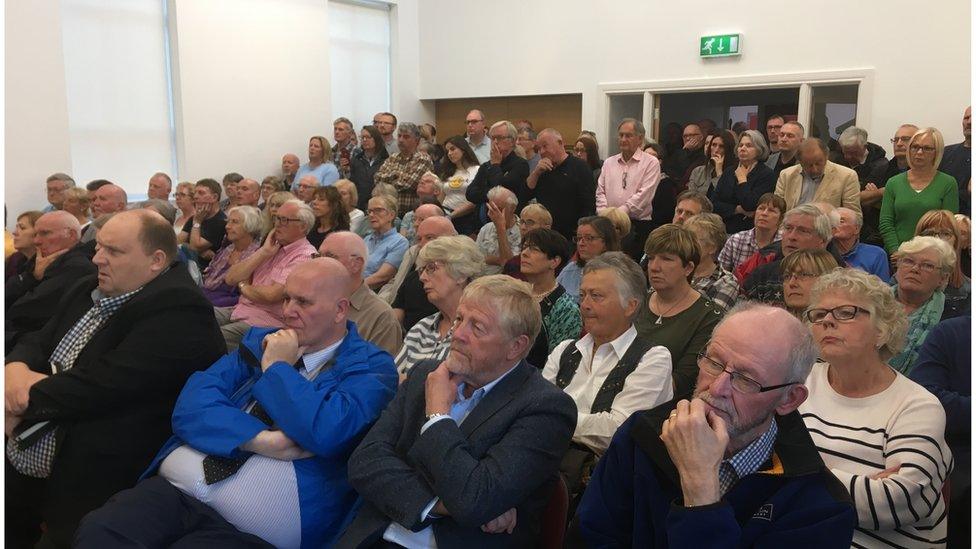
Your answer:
[74,476,273,549]
[6,458,46,548]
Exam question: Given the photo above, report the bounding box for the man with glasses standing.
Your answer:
[464,109,491,164]
[466,120,530,215]
[596,118,662,261]
[216,199,316,352]
[576,303,856,548]
[884,124,920,182]
[372,112,400,156]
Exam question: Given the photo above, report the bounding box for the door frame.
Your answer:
[597,68,874,158]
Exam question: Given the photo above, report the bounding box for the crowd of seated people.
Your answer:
[5,105,971,548]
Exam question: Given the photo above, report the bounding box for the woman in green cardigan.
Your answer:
[879,127,959,254]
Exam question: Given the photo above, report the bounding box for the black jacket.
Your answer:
[6,263,226,545]
[5,243,95,350]
[349,148,389,211]
[466,151,530,212]
[712,164,777,234]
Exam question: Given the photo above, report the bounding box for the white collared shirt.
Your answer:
[542,326,673,454]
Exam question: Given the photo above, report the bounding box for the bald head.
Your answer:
[92,184,128,217]
[236,178,261,207]
[282,257,353,350]
[414,203,444,225]
[290,257,352,298]
[319,231,368,279]
[34,211,82,255]
[417,216,457,248]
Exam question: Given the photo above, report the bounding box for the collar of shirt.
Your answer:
[371,227,398,240]
[455,361,520,404]
[725,418,778,481]
[802,171,825,183]
[298,334,344,378]
[574,326,638,370]
[615,148,647,165]
[280,237,312,255]
[89,285,145,315]
[348,282,372,311]
[466,135,490,149]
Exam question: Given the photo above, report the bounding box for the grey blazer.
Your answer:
[336,359,577,548]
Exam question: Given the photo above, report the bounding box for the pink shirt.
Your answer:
[596,148,661,220]
[231,237,316,327]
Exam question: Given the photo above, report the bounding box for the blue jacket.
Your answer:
[576,401,856,548]
[144,322,397,548]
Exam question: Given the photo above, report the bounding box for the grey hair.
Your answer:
[784,204,833,243]
[228,205,265,240]
[539,128,563,143]
[140,199,176,225]
[333,117,353,129]
[838,127,868,148]
[782,121,806,137]
[837,207,863,229]
[716,301,818,382]
[800,138,830,157]
[739,130,770,161]
[684,213,728,258]
[281,199,315,230]
[416,235,485,282]
[46,173,75,188]
[397,122,421,139]
[487,186,517,208]
[809,268,908,361]
[618,118,646,137]
[893,235,957,274]
[489,120,518,140]
[582,251,647,316]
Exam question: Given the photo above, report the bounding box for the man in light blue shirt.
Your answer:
[834,207,890,280]
[465,109,492,164]
[43,173,75,212]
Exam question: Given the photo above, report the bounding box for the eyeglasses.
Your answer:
[896,256,940,273]
[273,216,302,226]
[366,208,389,215]
[518,218,540,228]
[573,235,604,244]
[697,352,798,394]
[418,261,443,276]
[489,134,512,141]
[891,136,913,143]
[465,119,483,125]
[909,145,937,153]
[783,271,818,282]
[804,304,871,324]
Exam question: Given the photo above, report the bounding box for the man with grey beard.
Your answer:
[576,302,856,548]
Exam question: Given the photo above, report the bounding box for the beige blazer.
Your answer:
[774,161,861,213]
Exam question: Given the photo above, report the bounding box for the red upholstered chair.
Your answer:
[540,475,570,549]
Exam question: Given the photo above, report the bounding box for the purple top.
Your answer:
[201,240,260,307]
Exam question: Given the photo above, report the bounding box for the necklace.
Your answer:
[653,288,694,325]
[532,281,559,300]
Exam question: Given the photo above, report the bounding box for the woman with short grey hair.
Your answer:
[799,267,950,549]
[684,213,738,310]
[201,205,263,307]
[889,235,960,373]
[711,130,776,234]
[394,235,485,377]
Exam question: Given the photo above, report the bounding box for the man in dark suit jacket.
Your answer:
[337,275,577,548]
[5,211,95,349]
[4,209,226,548]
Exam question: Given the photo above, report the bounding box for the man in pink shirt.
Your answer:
[596,118,662,260]
[215,199,317,351]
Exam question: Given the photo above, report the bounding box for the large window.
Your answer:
[60,0,175,200]
[328,1,391,130]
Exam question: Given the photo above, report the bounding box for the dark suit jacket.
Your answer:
[5,263,226,545]
[5,243,95,350]
[337,359,576,548]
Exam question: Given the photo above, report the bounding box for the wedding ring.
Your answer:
[669,410,678,419]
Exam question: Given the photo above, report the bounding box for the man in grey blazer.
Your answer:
[337,275,577,548]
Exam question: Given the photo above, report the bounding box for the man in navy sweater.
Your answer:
[575,303,855,548]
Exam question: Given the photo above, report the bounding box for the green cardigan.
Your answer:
[879,171,958,253]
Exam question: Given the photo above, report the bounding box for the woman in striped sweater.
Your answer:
[799,268,952,548]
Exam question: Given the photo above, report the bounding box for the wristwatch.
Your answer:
[238,281,247,291]
[425,412,451,422]
[193,222,201,229]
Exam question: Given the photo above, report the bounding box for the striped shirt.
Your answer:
[395,312,452,375]
[800,362,952,548]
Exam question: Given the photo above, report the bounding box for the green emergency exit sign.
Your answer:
[700,34,741,57]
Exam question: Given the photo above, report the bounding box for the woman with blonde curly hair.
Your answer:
[799,267,951,549]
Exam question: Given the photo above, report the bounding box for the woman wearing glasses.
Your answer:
[799,268,951,549]
[635,224,723,397]
[556,216,620,304]
[395,236,484,378]
[502,203,553,279]
[889,235,960,374]
[363,195,409,290]
[173,182,196,233]
[520,228,581,369]
[781,249,839,319]
[879,127,959,254]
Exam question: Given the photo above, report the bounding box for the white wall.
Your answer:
[417,0,971,156]
[5,0,74,224]
[4,0,430,226]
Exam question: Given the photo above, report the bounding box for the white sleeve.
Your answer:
[542,339,573,385]
[574,346,674,454]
